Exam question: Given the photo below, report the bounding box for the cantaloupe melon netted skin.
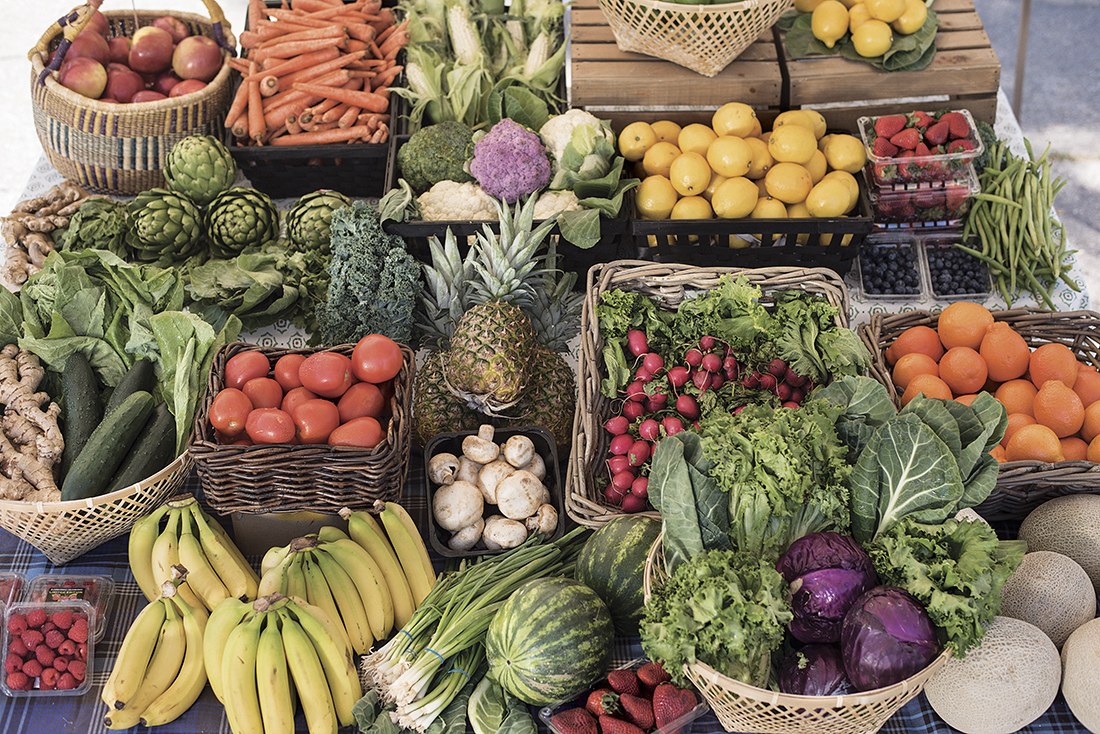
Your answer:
[1061,617,1100,733]
[1018,494,1100,595]
[999,550,1096,649]
[923,616,1061,734]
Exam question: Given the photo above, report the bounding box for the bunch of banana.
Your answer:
[129,494,260,611]
[205,593,362,734]
[101,580,209,730]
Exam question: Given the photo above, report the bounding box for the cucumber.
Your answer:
[60,391,156,502]
[103,402,178,493]
[58,350,103,481]
[102,358,156,418]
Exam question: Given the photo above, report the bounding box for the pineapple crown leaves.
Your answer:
[416,228,475,350]
[466,195,558,305]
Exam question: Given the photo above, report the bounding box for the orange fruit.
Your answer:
[1032,380,1085,438]
[1060,436,1089,462]
[937,301,994,351]
[1088,435,1100,463]
[892,352,940,391]
[990,444,1007,462]
[901,373,952,406]
[1001,412,1037,448]
[1005,423,1065,463]
[938,346,988,396]
[884,325,944,366]
[994,379,1038,417]
[1081,401,1100,443]
[1072,368,1100,407]
[955,394,979,406]
[979,321,1031,383]
[1028,342,1079,390]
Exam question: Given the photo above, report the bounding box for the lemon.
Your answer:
[706,136,753,178]
[804,178,853,217]
[822,170,860,212]
[671,195,714,219]
[891,0,927,33]
[744,136,774,179]
[802,109,829,140]
[712,103,758,138]
[818,132,835,152]
[751,196,788,219]
[642,141,682,178]
[822,133,868,174]
[650,120,683,144]
[711,177,759,219]
[669,152,713,197]
[749,116,764,138]
[634,175,679,219]
[772,110,817,133]
[703,172,729,202]
[794,0,829,12]
[865,0,905,22]
[786,201,812,243]
[727,236,756,249]
[765,162,813,204]
[755,177,771,198]
[811,0,850,48]
[821,225,855,246]
[804,148,828,184]
[768,123,818,165]
[848,2,873,30]
[678,123,719,156]
[852,18,894,57]
[618,122,657,162]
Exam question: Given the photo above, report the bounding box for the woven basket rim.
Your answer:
[602,0,783,12]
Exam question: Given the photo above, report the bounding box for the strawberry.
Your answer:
[619,694,655,730]
[907,110,935,129]
[945,187,970,211]
[889,128,921,151]
[939,111,970,139]
[586,689,620,717]
[599,715,645,734]
[607,669,640,697]
[551,708,599,734]
[914,142,933,160]
[923,120,950,146]
[894,150,917,180]
[947,139,975,154]
[637,661,672,693]
[872,137,899,158]
[873,114,906,139]
[913,190,945,209]
[874,162,898,182]
[653,684,698,734]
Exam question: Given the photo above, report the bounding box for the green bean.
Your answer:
[972,192,1025,209]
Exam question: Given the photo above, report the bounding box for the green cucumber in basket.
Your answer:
[102,358,156,418]
[60,391,156,502]
[58,350,103,481]
[103,401,178,494]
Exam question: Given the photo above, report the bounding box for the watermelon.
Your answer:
[574,515,662,635]
[485,577,614,706]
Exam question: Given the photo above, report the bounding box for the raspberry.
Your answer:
[4,654,23,674]
[25,609,47,629]
[52,656,68,673]
[74,612,88,624]
[6,614,27,634]
[77,643,88,662]
[21,630,44,650]
[45,629,66,650]
[6,671,31,691]
[57,672,78,690]
[57,639,76,657]
[62,580,77,588]
[39,666,59,689]
[67,620,89,644]
[35,645,56,667]
[49,610,73,630]
[21,659,43,679]
[8,638,28,658]
[67,659,86,681]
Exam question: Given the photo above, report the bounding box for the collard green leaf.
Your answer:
[0,287,22,348]
[468,676,507,734]
[556,209,601,250]
[816,376,898,457]
[498,694,537,734]
[958,452,1000,510]
[487,84,551,132]
[648,434,705,573]
[902,395,962,458]
[784,9,938,72]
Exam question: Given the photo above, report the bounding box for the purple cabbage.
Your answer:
[788,567,877,644]
[776,532,877,584]
[778,644,855,697]
[840,586,941,692]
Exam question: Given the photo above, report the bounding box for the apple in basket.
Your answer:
[151,15,191,45]
[152,70,183,96]
[58,56,107,100]
[131,90,167,103]
[172,35,222,83]
[103,66,145,104]
[107,36,131,65]
[128,26,175,74]
[67,30,110,66]
[169,79,208,98]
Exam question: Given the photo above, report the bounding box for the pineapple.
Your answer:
[412,351,482,445]
[502,344,577,450]
[443,300,537,412]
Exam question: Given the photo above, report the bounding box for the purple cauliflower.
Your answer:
[469,119,552,203]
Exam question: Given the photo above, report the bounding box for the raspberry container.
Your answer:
[0,572,25,615]
[26,574,115,644]
[866,163,981,229]
[858,109,984,186]
[1,600,95,697]
[855,234,926,300]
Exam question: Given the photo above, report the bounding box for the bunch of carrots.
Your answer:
[225,0,410,146]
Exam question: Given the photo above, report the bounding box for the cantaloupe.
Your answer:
[999,550,1096,649]
[1018,494,1100,594]
[923,616,1061,734]
[1061,617,1100,732]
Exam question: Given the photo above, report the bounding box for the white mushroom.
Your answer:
[456,456,482,485]
[518,451,546,482]
[481,515,506,550]
[524,504,558,537]
[432,480,484,532]
[427,452,460,485]
[502,434,536,468]
[462,425,500,464]
[448,517,485,552]
[477,459,515,505]
[482,515,527,549]
[495,470,549,520]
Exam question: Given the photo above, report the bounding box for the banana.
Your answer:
[318,538,394,639]
[258,547,296,597]
[298,553,353,654]
[316,525,352,543]
[380,501,437,605]
[188,503,260,601]
[103,596,186,729]
[346,509,417,628]
[284,551,309,602]
[101,598,169,711]
[280,608,339,734]
[221,611,266,734]
[311,547,374,654]
[176,509,231,612]
[128,503,170,602]
[150,508,205,610]
[256,611,296,734]
[261,543,292,577]
[280,601,362,728]
[138,592,210,727]
[203,597,254,703]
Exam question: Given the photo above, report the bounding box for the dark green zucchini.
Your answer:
[59,350,103,481]
[60,391,155,502]
[103,402,178,493]
[102,358,156,418]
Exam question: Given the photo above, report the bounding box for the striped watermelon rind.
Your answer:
[485,577,615,706]
[575,515,662,635]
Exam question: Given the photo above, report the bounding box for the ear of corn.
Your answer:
[446,0,485,67]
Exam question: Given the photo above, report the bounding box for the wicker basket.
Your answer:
[857,307,1100,522]
[596,0,793,77]
[0,452,192,566]
[189,342,415,515]
[642,533,951,734]
[565,260,852,528]
[29,1,236,195]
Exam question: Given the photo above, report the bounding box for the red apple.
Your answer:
[58,56,107,99]
[151,70,182,96]
[107,36,131,65]
[151,16,191,44]
[128,26,174,74]
[168,79,207,97]
[103,67,145,103]
[172,36,223,82]
[131,89,167,103]
[66,30,110,65]
[106,62,132,75]
[86,10,110,38]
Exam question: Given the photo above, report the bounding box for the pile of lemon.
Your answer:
[619,102,867,244]
[806,0,928,57]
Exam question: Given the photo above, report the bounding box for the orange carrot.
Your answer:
[321,102,350,123]
[292,0,345,10]
[245,20,317,45]
[361,0,383,13]
[338,105,362,128]
[272,125,379,145]
[302,3,370,21]
[346,24,377,44]
[227,57,252,74]
[257,24,347,49]
[224,78,251,126]
[380,30,409,60]
[259,75,280,97]
[251,47,341,79]
[264,97,317,130]
[286,115,303,134]
[268,7,337,27]
[375,16,407,45]
[356,112,390,126]
[251,36,348,64]
[229,112,249,139]
[249,0,266,32]
[248,77,266,143]
[277,50,366,86]
[371,64,402,90]
[369,8,397,35]
[300,117,339,132]
[290,81,390,113]
[260,69,350,110]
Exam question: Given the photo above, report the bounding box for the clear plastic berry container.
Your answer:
[866,163,981,229]
[920,234,993,300]
[26,574,115,643]
[0,572,25,616]
[856,234,926,300]
[858,109,984,186]
[1,599,95,697]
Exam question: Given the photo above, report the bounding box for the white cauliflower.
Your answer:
[539,108,607,164]
[417,181,499,221]
[533,189,583,219]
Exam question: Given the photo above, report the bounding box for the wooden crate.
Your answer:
[778,0,1000,130]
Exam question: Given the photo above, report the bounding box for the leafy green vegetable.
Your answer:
[468,676,507,734]
[771,290,874,385]
[814,375,897,455]
[352,688,402,734]
[486,84,551,133]
[53,198,128,257]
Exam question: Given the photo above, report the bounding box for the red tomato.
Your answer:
[209,388,253,437]
[281,386,319,418]
[328,416,384,448]
[274,353,307,392]
[351,334,403,384]
[224,350,271,390]
[298,351,355,399]
[337,381,385,423]
[245,408,296,444]
[293,398,341,444]
[242,377,284,409]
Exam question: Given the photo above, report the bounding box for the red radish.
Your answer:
[711,373,725,390]
[609,433,635,456]
[684,348,703,368]
[621,493,648,513]
[642,352,664,375]
[605,415,630,435]
[701,352,722,373]
[667,365,689,388]
[622,401,645,421]
[699,335,716,350]
[644,394,668,412]
[692,369,712,391]
[611,470,635,491]
[661,416,685,436]
[631,476,649,499]
[676,394,700,421]
[628,440,651,467]
[634,367,653,383]
[785,369,807,387]
[789,388,805,404]
[627,329,649,357]
[758,373,777,391]
[782,401,801,409]
[768,358,787,377]
[607,455,631,475]
[624,380,647,402]
[638,419,660,441]
[775,382,792,401]
[605,485,627,505]
[723,355,739,375]
[743,371,761,388]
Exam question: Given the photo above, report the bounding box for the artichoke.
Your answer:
[204,187,280,258]
[285,190,352,253]
[125,188,205,265]
[163,135,238,207]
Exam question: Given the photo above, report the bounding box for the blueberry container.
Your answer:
[856,234,925,299]
[920,234,993,300]
[0,600,95,697]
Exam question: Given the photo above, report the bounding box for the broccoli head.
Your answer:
[469,119,552,203]
[397,121,477,194]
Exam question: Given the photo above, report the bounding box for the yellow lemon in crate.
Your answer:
[642,141,682,178]
[712,102,758,138]
[805,178,853,217]
[804,149,829,184]
[671,195,714,219]
[785,201,813,244]
[848,3,873,31]
[822,133,868,174]
[811,0,850,48]
[794,0,829,12]
[707,136,754,178]
[678,123,719,156]
[818,132,835,152]
[711,177,760,219]
[865,0,906,22]
[802,109,829,139]
[703,172,729,202]
[651,120,683,144]
[821,225,855,246]
[755,177,771,198]
[822,169,860,212]
[892,0,928,33]
[852,19,894,56]
[744,137,774,179]
[635,175,679,219]
[669,152,713,196]
[768,123,818,165]
[765,162,814,204]
[772,110,818,134]
[751,196,789,220]
[618,121,657,162]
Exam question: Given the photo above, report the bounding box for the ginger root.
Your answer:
[0,344,64,502]
[1,180,95,293]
